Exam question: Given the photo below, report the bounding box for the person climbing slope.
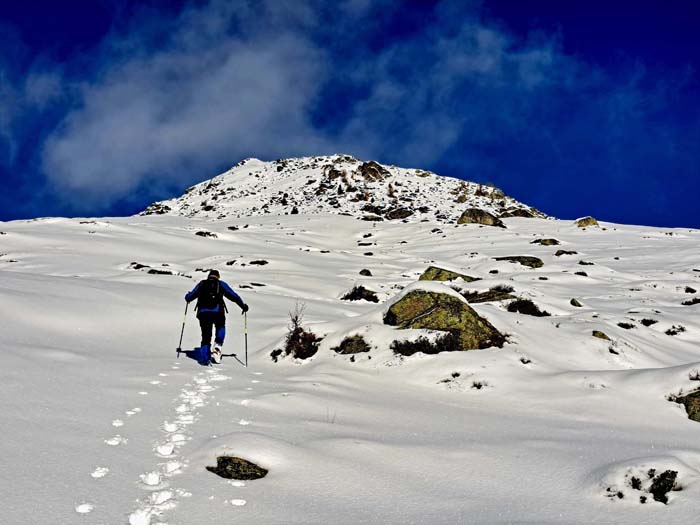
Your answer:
[185,269,248,364]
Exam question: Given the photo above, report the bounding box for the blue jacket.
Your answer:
[185,278,245,314]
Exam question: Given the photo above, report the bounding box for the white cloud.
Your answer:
[41,1,336,208]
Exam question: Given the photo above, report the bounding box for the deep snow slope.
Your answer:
[141,155,544,221]
[1,183,700,524]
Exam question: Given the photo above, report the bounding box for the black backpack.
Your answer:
[197,278,223,311]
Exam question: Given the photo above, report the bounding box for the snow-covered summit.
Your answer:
[141,154,545,221]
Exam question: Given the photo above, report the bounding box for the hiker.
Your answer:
[185,269,248,363]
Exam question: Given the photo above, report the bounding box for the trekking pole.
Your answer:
[244,311,248,368]
[176,303,188,357]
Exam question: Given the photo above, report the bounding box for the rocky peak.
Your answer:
[140,154,545,223]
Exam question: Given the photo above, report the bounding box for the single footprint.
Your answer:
[162,461,182,475]
[229,499,247,507]
[156,443,175,457]
[128,508,154,525]
[149,490,174,506]
[91,466,109,479]
[112,419,124,427]
[104,435,127,446]
[75,503,94,514]
[163,421,179,433]
[171,433,187,444]
[177,414,194,425]
[140,471,162,487]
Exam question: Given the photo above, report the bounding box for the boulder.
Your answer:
[592,330,611,341]
[383,290,505,351]
[419,266,479,282]
[530,238,560,246]
[493,256,544,269]
[457,208,506,228]
[357,161,390,181]
[499,208,534,218]
[675,390,700,423]
[576,216,599,228]
[385,208,413,220]
[206,456,268,480]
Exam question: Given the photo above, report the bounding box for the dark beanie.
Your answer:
[208,269,220,279]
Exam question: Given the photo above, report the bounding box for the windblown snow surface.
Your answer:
[1,158,700,524]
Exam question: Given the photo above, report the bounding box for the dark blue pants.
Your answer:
[198,310,226,348]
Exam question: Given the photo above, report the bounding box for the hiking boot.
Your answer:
[211,345,222,364]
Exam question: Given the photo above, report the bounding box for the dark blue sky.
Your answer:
[1,0,698,227]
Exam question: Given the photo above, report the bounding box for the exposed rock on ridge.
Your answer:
[141,155,546,223]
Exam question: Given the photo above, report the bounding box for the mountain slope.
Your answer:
[1,162,700,524]
[141,155,545,221]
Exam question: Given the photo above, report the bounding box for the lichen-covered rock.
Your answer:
[206,456,268,480]
[457,208,505,228]
[419,266,479,282]
[676,390,700,423]
[576,216,599,228]
[493,256,544,269]
[592,330,611,341]
[570,298,583,307]
[555,249,578,256]
[383,290,505,351]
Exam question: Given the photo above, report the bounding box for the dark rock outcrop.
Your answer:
[493,256,544,269]
[457,208,505,228]
[461,286,515,303]
[499,208,534,218]
[357,161,390,181]
[592,330,611,340]
[206,456,268,480]
[385,208,413,220]
[341,286,379,303]
[530,238,560,246]
[332,335,371,354]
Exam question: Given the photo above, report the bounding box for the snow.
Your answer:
[1,160,700,523]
